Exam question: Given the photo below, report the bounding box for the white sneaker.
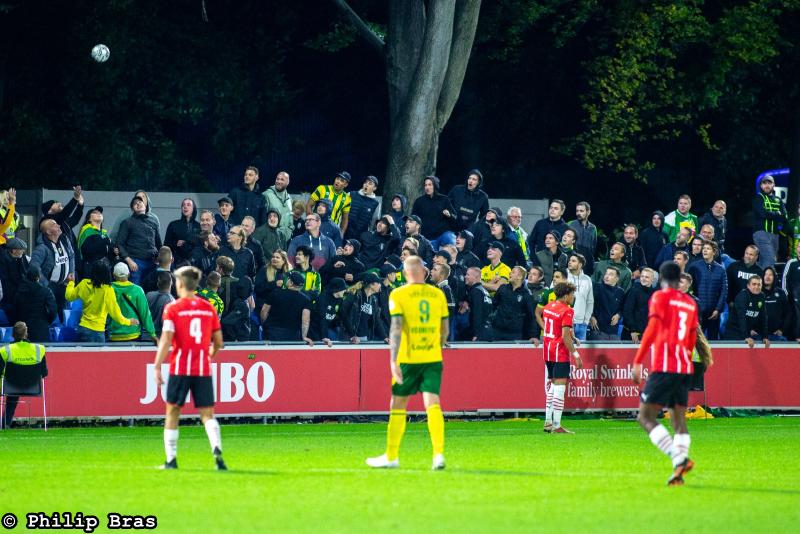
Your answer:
[431,454,446,470]
[366,454,399,469]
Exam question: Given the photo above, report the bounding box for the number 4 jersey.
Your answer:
[542,301,574,363]
[161,296,222,376]
[636,287,699,375]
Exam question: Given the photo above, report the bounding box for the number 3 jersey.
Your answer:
[541,301,574,363]
[161,296,221,376]
[388,283,449,364]
[636,287,699,375]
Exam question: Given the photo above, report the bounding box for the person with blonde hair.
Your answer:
[0,188,19,246]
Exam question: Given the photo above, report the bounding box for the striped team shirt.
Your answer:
[634,288,698,375]
[310,185,351,225]
[162,296,221,377]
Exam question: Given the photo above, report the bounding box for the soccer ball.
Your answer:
[91,44,110,63]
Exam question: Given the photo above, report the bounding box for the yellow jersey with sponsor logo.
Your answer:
[481,262,511,296]
[388,283,449,364]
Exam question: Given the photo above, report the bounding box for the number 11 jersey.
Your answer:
[542,301,574,363]
[645,288,699,375]
[161,296,221,377]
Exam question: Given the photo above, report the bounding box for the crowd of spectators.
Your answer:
[0,169,798,348]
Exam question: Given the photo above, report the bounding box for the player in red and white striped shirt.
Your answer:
[633,261,712,485]
[541,282,583,434]
[153,266,225,470]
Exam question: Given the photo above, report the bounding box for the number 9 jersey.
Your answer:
[643,288,699,375]
[161,296,222,377]
[388,284,449,364]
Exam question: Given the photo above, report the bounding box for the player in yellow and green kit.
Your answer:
[367,256,450,470]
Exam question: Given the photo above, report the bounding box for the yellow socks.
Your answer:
[426,404,445,455]
[386,409,407,461]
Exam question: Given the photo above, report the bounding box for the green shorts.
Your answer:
[392,361,443,397]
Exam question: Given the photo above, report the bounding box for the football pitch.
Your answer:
[1,417,798,533]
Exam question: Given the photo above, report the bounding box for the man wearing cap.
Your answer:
[340,272,388,343]
[359,215,401,270]
[403,215,434,267]
[228,166,267,227]
[108,262,157,343]
[481,241,511,297]
[753,174,787,269]
[31,218,76,314]
[448,169,489,232]
[41,185,84,254]
[532,230,568,286]
[345,176,381,241]
[214,197,234,247]
[308,171,353,236]
[259,270,313,344]
[0,237,30,318]
[321,239,365,284]
[117,196,161,286]
[0,322,48,428]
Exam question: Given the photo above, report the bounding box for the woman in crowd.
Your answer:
[218,225,256,280]
[254,249,290,311]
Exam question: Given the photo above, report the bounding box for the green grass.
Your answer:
[1,418,799,533]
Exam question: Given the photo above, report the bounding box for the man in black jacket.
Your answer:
[455,230,481,269]
[429,262,455,319]
[726,245,763,304]
[229,166,267,227]
[12,266,57,342]
[640,211,669,269]
[461,266,493,341]
[0,238,30,320]
[340,272,387,343]
[411,176,457,250]
[448,169,489,232]
[403,215,434,266]
[622,267,655,342]
[359,216,401,269]
[529,199,569,253]
[345,176,381,241]
[589,267,625,341]
[164,198,200,266]
[621,224,647,279]
[260,271,313,344]
[752,174,787,269]
[486,266,536,342]
[698,200,728,256]
[190,231,221,278]
[310,277,347,345]
[322,239,366,285]
[41,185,84,254]
[726,275,770,348]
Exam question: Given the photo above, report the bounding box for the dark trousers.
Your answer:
[267,326,301,342]
[700,313,720,340]
[3,396,20,427]
[48,281,67,322]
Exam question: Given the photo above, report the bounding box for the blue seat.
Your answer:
[0,309,9,327]
[49,327,61,342]
[70,299,83,312]
[52,312,63,327]
[64,309,81,328]
[0,328,14,343]
[57,327,77,342]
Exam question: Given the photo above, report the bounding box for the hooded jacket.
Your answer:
[263,185,294,235]
[164,200,200,264]
[309,287,344,340]
[252,209,291,259]
[339,289,387,340]
[109,280,156,341]
[13,277,58,342]
[640,211,669,269]
[0,248,30,308]
[117,211,162,262]
[388,194,407,229]
[463,282,493,340]
[345,189,381,241]
[411,177,457,239]
[622,239,647,273]
[448,170,489,231]
[111,190,160,240]
[456,230,482,269]
[468,209,501,258]
[315,199,344,248]
[229,182,267,227]
[321,250,366,284]
[287,231,337,272]
[359,222,401,270]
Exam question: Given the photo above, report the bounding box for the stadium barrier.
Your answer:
[10,344,799,420]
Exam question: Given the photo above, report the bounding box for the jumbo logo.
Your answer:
[139,362,275,405]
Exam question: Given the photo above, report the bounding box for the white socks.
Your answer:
[648,425,674,457]
[671,433,691,467]
[544,379,554,424]
[205,418,222,452]
[164,428,179,462]
[552,385,566,428]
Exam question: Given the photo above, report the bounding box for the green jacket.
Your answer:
[109,281,156,341]
[592,259,633,292]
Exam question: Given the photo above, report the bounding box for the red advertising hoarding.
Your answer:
[11,343,799,419]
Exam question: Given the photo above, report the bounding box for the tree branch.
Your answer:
[330,0,385,55]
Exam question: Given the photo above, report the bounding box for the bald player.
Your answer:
[366,256,450,470]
